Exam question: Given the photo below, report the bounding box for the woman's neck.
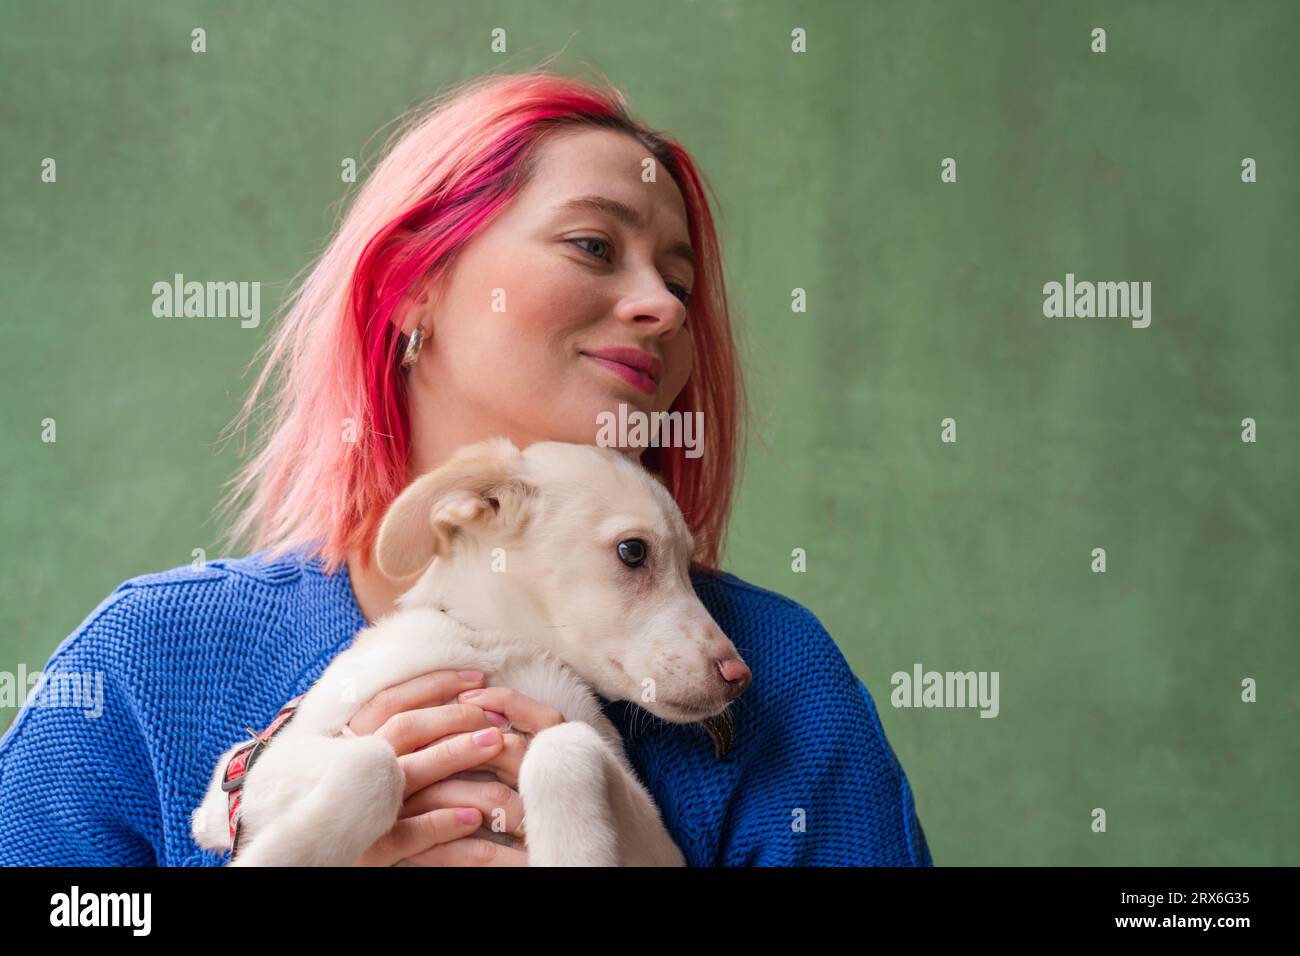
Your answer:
[345,545,409,626]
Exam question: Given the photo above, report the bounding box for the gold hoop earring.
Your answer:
[401,325,425,368]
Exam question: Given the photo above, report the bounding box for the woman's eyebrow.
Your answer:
[553,194,695,268]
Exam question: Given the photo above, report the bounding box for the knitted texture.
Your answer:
[0,549,933,866]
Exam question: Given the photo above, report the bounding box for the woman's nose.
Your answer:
[619,281,689,335]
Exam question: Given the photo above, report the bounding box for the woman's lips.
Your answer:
[582,353,658,395]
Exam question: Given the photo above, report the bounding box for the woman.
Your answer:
[0,68,932,866]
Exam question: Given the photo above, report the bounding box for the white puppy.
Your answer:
[192,437,752,866]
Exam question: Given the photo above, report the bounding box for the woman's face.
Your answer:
[403,126,696,476]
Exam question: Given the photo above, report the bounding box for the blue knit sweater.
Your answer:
[0,549,932,867]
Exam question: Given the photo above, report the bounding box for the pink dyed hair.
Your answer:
[214,67,747,577]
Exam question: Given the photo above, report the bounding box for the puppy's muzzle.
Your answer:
[716,657,752,699]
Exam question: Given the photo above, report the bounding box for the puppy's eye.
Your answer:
[617,539,648,568]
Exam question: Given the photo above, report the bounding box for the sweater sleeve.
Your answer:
[715,612,933,867]
[0,590,159,866]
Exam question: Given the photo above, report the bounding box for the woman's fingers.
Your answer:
[455,686,566,735]
[348,669,485,736]
[404,836,529,867]
[398,726,507,798]
[401,778,526,838]
[460,731,530,789]
[336,673,557,867]
[353,807,485,867]
[375,703,497,757]
[447,686,568,787]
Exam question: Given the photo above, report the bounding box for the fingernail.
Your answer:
[459,689,483,700]
[458,670,483,681]
[483,709,508,727]
[457,808,480,825]
[472,728,499,747]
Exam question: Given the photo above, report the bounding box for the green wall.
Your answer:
[2,0,1296,864]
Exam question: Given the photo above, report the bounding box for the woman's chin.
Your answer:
[562,399,653,448]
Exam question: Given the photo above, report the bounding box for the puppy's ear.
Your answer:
[375,437,535,580]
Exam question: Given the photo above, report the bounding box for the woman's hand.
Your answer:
[339,669,564,866]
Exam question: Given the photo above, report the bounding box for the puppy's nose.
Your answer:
[716,658,752,699]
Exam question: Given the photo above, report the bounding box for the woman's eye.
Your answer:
[570,238,691,307]
[569,236,613,261]
[617,538,648,568]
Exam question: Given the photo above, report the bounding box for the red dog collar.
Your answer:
[221,694,305,862]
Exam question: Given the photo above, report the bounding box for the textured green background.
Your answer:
[2,0,1296,865]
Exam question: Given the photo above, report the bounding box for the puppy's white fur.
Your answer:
[192,438,747,866]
